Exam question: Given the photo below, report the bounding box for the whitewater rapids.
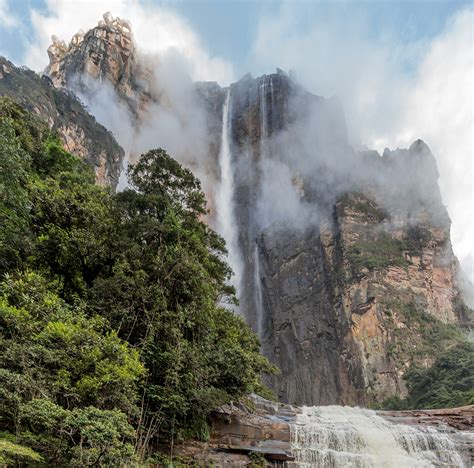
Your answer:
[290,405,472,467]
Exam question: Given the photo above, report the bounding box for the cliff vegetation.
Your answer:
[0,98,275,465]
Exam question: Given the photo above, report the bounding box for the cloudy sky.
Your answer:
[0,0,473,282]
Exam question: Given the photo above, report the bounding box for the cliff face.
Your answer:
[42,18,472,407]
[0,56,124,187]
[46,12,150,119]
[220,72,471,406]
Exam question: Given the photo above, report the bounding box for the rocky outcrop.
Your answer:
[46,12,151,119]
[380,406,474,432]
[176,397,295,465]
[0,56,124,187]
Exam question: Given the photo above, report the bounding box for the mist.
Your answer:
[24,2,472,297]
[249,3,473,284]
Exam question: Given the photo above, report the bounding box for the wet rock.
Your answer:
[175,395,474,466]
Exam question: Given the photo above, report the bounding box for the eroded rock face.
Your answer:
[46,12,150,118]
[40,15,472,406]
[202,70,471,406]
[0,56,124,188]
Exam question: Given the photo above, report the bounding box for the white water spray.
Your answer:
[270,76,275,128]
[254,243,264,337]
[260,79,268,158]
[117,131,134,191]
[291,406,472,467]
[215,89,242,296]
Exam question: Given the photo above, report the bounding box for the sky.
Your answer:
[0,0,471,78]
[0,0,473,284]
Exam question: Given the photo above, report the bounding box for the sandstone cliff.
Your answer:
[41,16,473,408]
[0,56,124,187]
[208,71,472,407]
[46,12,151,119]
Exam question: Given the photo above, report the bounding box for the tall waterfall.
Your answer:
[215,89,242,295]
[253,77,272,337]
[291,406,471,467]
[117,131,134,191]
[253,243,264,337]
[261,79,268,146]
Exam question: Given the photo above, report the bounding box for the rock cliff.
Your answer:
[41,16,473,408]
[0,56,124,187]
[218,71,472,406]
[46,12,151,119]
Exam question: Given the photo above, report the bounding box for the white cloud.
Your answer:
[17,0,473,284]
[369,8,474,284]
[0,0,17,28]
[23,0,234,84]
[250,4,474,283]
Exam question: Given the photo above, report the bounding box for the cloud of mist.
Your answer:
[0,0,17,28]
[24,0,234,84]
[17,0,472,298]
[131,51,216,191]
[250,4,474,283]
[71,76,135,190]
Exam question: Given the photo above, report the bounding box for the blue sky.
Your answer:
[0,0,471,76]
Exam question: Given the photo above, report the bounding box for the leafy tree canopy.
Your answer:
[0,98,275,464]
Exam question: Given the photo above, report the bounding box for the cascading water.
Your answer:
[290,406,472,467]
[270,76,275,128]
[253,243,264,337]
[253,77,271,337]
[117,132,134,191]
[215,89,242,295]
[260,78,268,156]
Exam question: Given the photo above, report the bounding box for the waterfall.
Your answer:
[270,76,275,130]
[117,131,134,191]
[215,89,242,295]
[254,243,264,337]
[290,406,471,467]
[260,78,268,158]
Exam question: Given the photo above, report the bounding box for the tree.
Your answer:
[0,119,32,274]
[404,342,474,409]
[0,272,144,465]
[91,149,276,453]
[0,101,276,463]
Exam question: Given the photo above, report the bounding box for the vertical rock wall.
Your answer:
[41,16,472,406]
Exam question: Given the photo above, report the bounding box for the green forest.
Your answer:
[1,97,473,466]
[0,97,276,465]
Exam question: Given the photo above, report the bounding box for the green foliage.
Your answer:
[0,272,144,411]
[0,101,275,464]
[248,450,266,467]
[18,400,136,465]
[0,117,32,274]
[385,299,464,362]
[348,233,408,274]
[404,342,474,409]
[381,342,474,410]
[0,436,43,465]
[92,149,276,451]
[340,193,388,223]
[378,298,471,411]
[0,96,49,160]
[0,57,124,167]
[0,272,144,465]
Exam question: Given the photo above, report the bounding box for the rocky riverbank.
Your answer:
[175,395,474,466]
